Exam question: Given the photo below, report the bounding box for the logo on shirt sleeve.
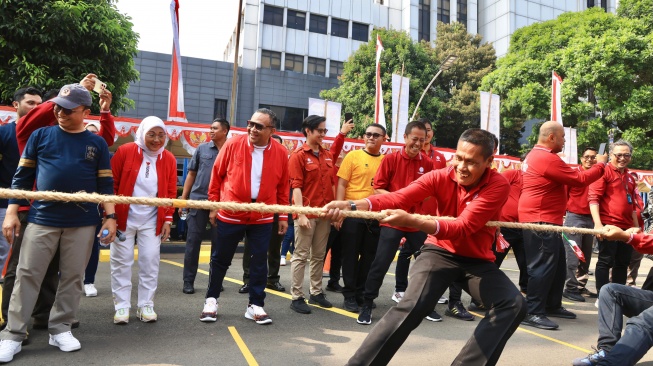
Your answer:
[85,146,97,161]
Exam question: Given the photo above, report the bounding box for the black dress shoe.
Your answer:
[521,314,559,330]
[183,281,195,294]
[562,290,585,302]
[326,283,343,293]
[547,307,576,319]
[238,283,249,294]
[266,281,286,292]
[580,288,598,298]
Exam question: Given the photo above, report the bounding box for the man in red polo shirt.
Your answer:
[287,115,336,314]
[589,139,639,297]
[563,146,600,302]
[519,121,607,331]
[356,121,432,325]
[324,128,526,365]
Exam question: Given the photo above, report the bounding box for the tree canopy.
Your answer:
[321,23,496,147]
[481,1,653,168]
[0,0,139,113]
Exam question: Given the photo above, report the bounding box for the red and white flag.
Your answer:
[374,35,386,126]
[551,71,563,125]
[168,0,188,122]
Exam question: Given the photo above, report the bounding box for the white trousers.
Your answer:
[110,218,160,310]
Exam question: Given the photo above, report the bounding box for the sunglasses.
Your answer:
[54,104,83,116]
[315,128,328,135]
[364,132,384,139]
[614,153,632,159]
[247,121,273,131]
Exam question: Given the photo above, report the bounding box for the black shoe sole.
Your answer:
[290,304,312,314]
[183,289,195,294]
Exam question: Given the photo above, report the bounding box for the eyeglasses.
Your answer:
[54,104,83,116]
[145,133,167,140]
[614,153,632,159]
[247,121,273,131]
[582,155,597,160]
[364,132,384,139]
[315,128,328,135]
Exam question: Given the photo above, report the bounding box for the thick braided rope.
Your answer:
[0,188,604,236]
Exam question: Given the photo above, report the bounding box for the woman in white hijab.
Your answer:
[110,116,177,324]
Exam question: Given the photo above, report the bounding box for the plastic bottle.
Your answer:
[180,208,189,220]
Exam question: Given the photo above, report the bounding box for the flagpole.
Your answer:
[229,0,244,124]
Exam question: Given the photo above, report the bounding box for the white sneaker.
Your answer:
[245,304,272,325]
[48,331,81,352]
[595,299,599,309]
[114,308,129,324]
[200,298,218,322]
[438,296,448,304]
[84,284,97,297]
[137,306,157,322]
[280,257,286,266]
[0,340,21,362]
[391,292,405,303]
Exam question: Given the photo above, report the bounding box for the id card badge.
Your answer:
[627,193,632,204]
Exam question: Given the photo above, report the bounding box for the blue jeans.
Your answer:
[280,224,295,257]
[596,283,653,365]
[206,221,272,306]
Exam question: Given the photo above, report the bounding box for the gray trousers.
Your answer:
[0,209,11,275]
[0,223,95,341]
[563,212,595,293]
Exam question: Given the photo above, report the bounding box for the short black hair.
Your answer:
[582,146,597,154]
[459,128,495,159]
[255,108,278,128]
[212,117,230,133]
[13,87,42,103]
[367,123,386,135]
[271,134,282,143]
[404,120,426,136]
[43,89,60,101]
[417,117,432,129]
[301,115,326,137]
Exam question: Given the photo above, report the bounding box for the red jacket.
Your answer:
[367,166,509,261]
[208,134,289,225]
[330,132,346,185]
[500,169,521,222]
[519,145,605,225]
[566,166,592,215]
[588,164,638,229]
[111,143,177,235]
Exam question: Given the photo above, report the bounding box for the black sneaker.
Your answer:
[309,293,333,308]
[357,305,372,325]
[238,283,249,294]
[343,297,359,313]
[521,314,559,330]
[425,310,442,322]
[547,307,576,319]
[467,302,487,312]
[562,290,585,302]
[326,282,343,293]
[183,281,195,294]
[290,298,312,314]
[445,301,474,321]
[580,288,598,298]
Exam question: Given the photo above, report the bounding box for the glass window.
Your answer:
[307,57,326,76]
[457,0,467,28]
[309,14,328,34]
[331,18,348,38]
[351,22,369,42]
[329,61,344,79]
[419,0,431,42]
[587,0,595,7]
[437,0,450,24]
[214,99,227,120]
[284,53,304,73]
[287,9,306,30]
[258,104,308,132]
[261,50,281,70]
[263,5,283,26]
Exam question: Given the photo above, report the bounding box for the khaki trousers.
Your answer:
[290,218,331,300]
[0,223,95,340]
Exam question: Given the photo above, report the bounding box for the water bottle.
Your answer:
[100,229,110,247]
[180,208,189,220]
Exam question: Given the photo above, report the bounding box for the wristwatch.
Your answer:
[348,200,357,211]
[105,213,117,220]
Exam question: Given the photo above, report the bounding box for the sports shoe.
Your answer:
[309,293,333,308]
[521,314,558,330]
[562,290,585,302]
[238,283,249,294]
[572,347,606,366]
[290,298,312,314]
[48,331,81,352]
[280,257,286,266]
[357,305,372,325]
[245,304,272,325]
[200,297,218,322]
[326,282,343,293]
[580,288,598,298]
[445,301,474,321]
[595,299,599,309]
[425,310,442,322]
[343,297,359,313]
[84,284,98,297]
[0,340,21,362]
[391,292,405,303]
[437,296,448,304]
[547,307,576,319]
[113,308,129,324]
[137,305,157,322]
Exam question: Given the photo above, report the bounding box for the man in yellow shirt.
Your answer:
[336,124,385,312]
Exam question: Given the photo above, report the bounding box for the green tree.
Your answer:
[481,5,653,168]
[321,23,496,146]
[0,0,139,113]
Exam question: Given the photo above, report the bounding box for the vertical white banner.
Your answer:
[480,91,501,154]
[391,74,410,143]
[551,71,563,125]
[375,35,386,127]
[561,127,578,165]
[308,98,341,137]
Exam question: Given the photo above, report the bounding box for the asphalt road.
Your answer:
[5,248,653,366]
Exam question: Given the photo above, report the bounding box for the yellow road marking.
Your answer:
[228,326,259,366]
